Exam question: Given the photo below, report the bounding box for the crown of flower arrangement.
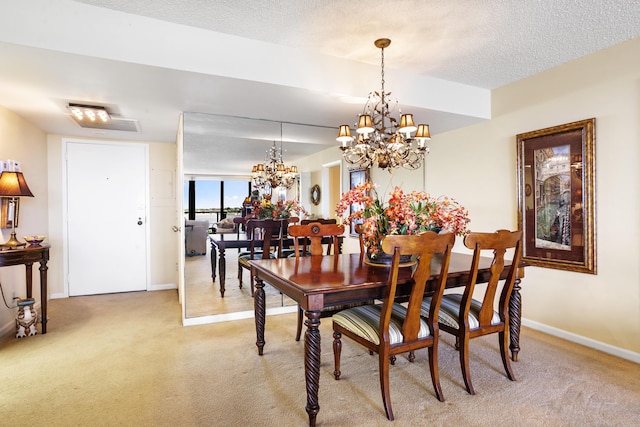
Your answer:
[336,182,470,256]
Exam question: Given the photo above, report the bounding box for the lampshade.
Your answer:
[399,114,417,134]
[414,124,431,140]
[356,115,374,134]
[0,172,34,197]
[336,125,352,143]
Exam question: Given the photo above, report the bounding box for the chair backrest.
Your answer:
[233,216,248,237]
[287,222,345,258]
[461,229,523,329]
[244,219,286,259]
[301,218,337,225]
[380,232,455,343]
[354,223,366,256]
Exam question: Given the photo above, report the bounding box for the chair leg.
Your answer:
[238,264,243,289]
[378,348,394,421]
[408,351,415,362]
[499,330,516,381]
[333,330,342,380]
[458,333,475,395]
[295,306,303,341]
[428,344,445,402]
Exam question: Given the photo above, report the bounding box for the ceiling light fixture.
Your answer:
[337,38,431,172]
[251,122,299,192]
[68,103,111,123]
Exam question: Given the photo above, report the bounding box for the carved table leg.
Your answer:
[304,310,321,427]
[254,276,266,355]
[218,247,226,297]
[509,276,522,362]
[210,240,217,282]
[39,259,48,334]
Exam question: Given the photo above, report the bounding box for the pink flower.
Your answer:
[336,183,470,255]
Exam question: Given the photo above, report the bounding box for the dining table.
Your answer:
[250,252,525,427]
[208,232,344,297]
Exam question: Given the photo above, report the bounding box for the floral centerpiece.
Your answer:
[336,181,470,260]
[252,194,309,219]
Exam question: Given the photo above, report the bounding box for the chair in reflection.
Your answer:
[420,229,523,395]
[237,219,285,296]
[332,232,455,421]
[287,221,345,341]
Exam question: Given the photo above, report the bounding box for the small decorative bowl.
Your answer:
[23,235,46,246]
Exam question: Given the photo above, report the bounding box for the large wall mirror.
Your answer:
[181,112,335,321]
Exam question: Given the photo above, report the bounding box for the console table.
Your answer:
[0,244,50,333]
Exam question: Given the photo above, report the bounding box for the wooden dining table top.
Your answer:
[249,252,506,311]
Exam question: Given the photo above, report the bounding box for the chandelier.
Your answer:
[251,123,298,191]
[337,38,431,172]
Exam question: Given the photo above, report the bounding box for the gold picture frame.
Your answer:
[516,118,596,274]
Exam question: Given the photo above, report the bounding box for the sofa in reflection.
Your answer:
[185,219,209,256]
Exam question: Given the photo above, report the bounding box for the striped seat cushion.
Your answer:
[421,294,501,330]
[333,303,431,345]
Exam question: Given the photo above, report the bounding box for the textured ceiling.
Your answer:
[76,0,640,89]
[0,1,639,176]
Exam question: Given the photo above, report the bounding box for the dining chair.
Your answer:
[237,219,285,296]
[287,221,345,341]
[296,218,338,255]
[332,232,455,421]
[420,229,523,395]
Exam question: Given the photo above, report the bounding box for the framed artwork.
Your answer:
[310,184,321,206]
[0,197,19,229]
[348,168,370,235]
[516,118,596,274]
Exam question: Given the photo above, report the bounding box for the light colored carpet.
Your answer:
[184,239,296,318]
[0,290,638,427]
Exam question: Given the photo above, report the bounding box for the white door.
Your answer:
[65,140,149,296]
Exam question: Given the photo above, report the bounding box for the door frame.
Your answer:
[61,138,151,297]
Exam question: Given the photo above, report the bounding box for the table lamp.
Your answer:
[0,171,34,248]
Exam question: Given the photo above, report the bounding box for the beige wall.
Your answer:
[428,37,640,355]
[0,106,48,332]
[296,38,640,358]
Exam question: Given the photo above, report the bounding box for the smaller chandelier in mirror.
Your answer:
[251,123,298,191]
[337,38,431,172]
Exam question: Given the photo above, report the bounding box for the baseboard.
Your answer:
[149,283,177,291]
[182,305,298,326]
[522,318,640,364]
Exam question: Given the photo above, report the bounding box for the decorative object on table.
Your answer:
[516,118,596,274]
[336,181,470,263]
[251,122,299,192]
[23,235,46,246]
[252,194,309,219]
[16,297,38,338]
[310,184,321,206]
[0,171,34,248]
[336,38,431,172]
